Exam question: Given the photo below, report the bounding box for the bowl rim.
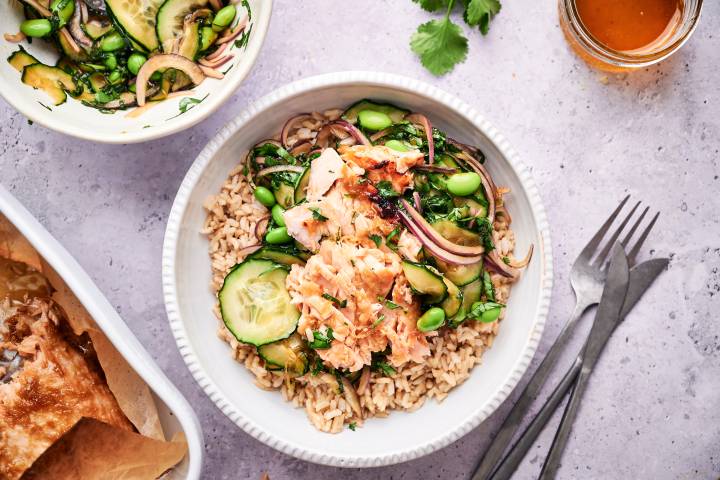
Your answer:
[0,0,272,144]
[162,71,554,467]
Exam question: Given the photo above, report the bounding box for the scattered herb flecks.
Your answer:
[309,207,328,222]
[348,422,357,431]
[168,94,209,120]
[322,293,347,308]
[373,360,397,377]
[309,328,334,349]
[369,234,383,248]
[377,296,401,310]
[375,180,400,199]
[372,314,386,328]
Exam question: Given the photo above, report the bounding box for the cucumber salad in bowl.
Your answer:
[203,100,534,433]
[4,0,251,110]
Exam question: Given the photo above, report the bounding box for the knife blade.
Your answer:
[537,243,630,479]
[487,257,669,480]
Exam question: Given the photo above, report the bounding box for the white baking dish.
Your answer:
[0,184,203,479]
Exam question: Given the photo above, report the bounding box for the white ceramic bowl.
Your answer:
[0,184,204,479]
[0,0,271,143]
[162,72,553,468]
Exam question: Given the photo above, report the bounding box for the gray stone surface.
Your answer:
[1,0,719,478]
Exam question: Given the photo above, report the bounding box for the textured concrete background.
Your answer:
[1,0,719,478]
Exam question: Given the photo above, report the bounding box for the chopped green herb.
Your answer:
[334,369,345,393]
[37,101,52,111]
[476,217,495,251]
[377,296,401,310]
[309,207,328,222]
[502,256,510,265]
[322,293,347,308]
[369,234,383,248]
[373,361,397,377]
[386,227,401,243]
[375,180,400,198]
[309,328,334,349]
[348,422,357,431]
[372,314,386,328]
[311,357,326,375]
[482,270,496,302]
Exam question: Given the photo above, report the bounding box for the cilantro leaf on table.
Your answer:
[410,16,468,76]
[412,0,449,12]
[464,0,501,34]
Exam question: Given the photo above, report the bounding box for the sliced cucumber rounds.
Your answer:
[257,334,309,376]
[105,0,165,51]
[219,259,300,346]
[342,99,409,125]
[156,0,210,52]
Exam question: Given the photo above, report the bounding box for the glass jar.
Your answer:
[559,0,704,72]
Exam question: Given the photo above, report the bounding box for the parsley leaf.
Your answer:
[467,301,505,322]
[413,0,448,11]
[410,1,468,76]
[309,328,334,349]
[475,217,495,251]
[311,356,326,375]
[348,422,357,431]
[322,293,347,308]
[369,234,383,248]
[377,296,401,310]
[375,181,400,199]
[482,270,496,302]
[464,0,501,35]
[373,361,397,377]
[309,207,328,222]
[372,314,386,328]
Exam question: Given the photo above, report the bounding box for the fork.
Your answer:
[471,195,659,480]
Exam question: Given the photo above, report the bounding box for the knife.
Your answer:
[537,243,630,479]
[487,256,669,480]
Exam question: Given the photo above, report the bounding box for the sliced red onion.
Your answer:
[333,120,370,145]
[314,120,369,149]
[399,211,482,266]
[413,165,457,174]
[136,54,204,106]
[400,199,484,257]
[216,11,248,44]
[22,0,51,17]
[254,216,270,239]
[4,32,26,42]
[206,41,229,60]
[495,204,512,224]
[406,113,434,164]
[256,165,305,177]
[413,191,422,213]
[485,250,521,279]
[69,3,92,49]
[290,141,312,156]
[281,113,313,148]
[237,244,261,259]
[369,128,391,142]
[208,0,221,10]
[199,65,223,79]
[505,244,534,269]
[453,153,497,223]
[79,0,87,22]
[448,138,485,163]
[198,54,232,68]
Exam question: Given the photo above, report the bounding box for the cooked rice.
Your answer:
[202,112,517,433]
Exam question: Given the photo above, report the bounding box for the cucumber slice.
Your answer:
[274,183,295,209]
[251,247,305,266]
[402,261,447,304]
[454,196,488,218]
[342,99,409,125]
[105,0,164,51]
[440,278,462,318]
[219,259,300,346]
[7,48,38,72]
[156,0,209,52]
[177,18,201,59]
[21,64,77,106]
[435,258,483,286]
[57,30,89,62]
[293,166,311,203]
[431,220,481,247]
[449,279,481,327]
[257,334,309,376]
[83,18,114,39]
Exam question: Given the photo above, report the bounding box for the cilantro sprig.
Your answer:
[410,0,501,76]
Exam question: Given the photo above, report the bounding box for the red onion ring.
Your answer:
[453,153,497,223]
[216,11,248,44]
[485,250,521,279]
[281,113,313,149]
[406,113,434,164]
[369,128,391,142]
[495,204,512,224]
[413,165,457,174]
[400,199,484,257]
[136,54,204,106]
[198,54,232,68]
[4,32,26,42]
[505,244,534,269]
[199,65,223,79]
[256,165,305,177]
[290,141,313,156]
[333,120,370,145]
[254,216,270,239]
[448,138,485,163]
[399,211,482,266]
[314,121,369,149]
[237,244,262,259]
[413,191,422,213]
[206,41,229,60]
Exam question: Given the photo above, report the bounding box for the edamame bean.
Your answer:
[20,19,52,38]
[100,31,125,52]
[108,70,122,84]
[446,172,481,197]
[150,71,162,82]
[416,307,446,332]
[128,83,137,93]
[254,186,276,207]
[265,227,292,244]
[50,0,74,25]
[271,204,286,227]
[103,53,117,70]
[384,139,410,152]
[127,53,146,75]
[357,110,392,131]
[200,26,218,50]
[212,5,237,32]
[480,306,502,323]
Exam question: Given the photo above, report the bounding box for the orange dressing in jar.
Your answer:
[575,0,684,53]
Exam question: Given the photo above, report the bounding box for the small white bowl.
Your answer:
[0,185,204,479]
[0,0,271,143]
[162,72,553,467]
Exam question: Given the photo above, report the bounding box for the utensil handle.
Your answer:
[488,356,583,480]
[471,300,590,480]
[538,365,593,479]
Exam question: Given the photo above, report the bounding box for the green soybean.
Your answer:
[127,53,146,75]
[200,26,217,50]
[358,110,392,131]
[384,139,410,152]
[416,307,446,332]
[480,306,502,323]
[100,32,125,52]
[20,19,52,38]
[108,70,123,84]
[150,71,162,82]
[265,227,292,244]
[103,53,117,70]
[50,0,74,25]
[446,172,481,197]
[271,204,286,227]
[212,5,236,32]
[128,82,137,93]
[254,186,276,207]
